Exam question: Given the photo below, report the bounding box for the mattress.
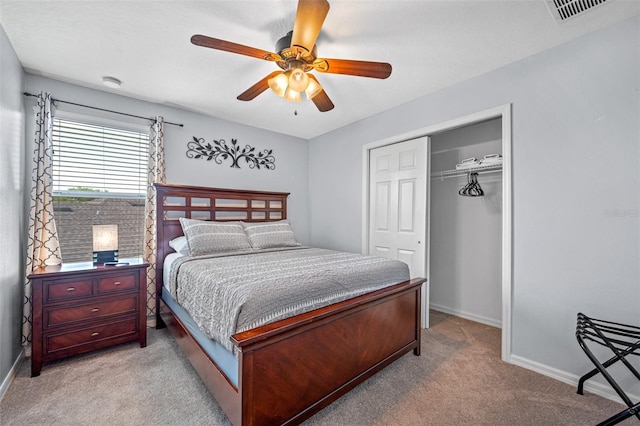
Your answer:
[167,247,410,353]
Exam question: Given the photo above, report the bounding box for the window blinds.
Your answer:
[51,118,149,262]
[52,119,149,198]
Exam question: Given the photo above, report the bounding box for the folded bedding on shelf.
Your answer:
[455,157,480,170]
[479,154,503,166]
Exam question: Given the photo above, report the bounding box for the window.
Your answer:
[52,117,149,263]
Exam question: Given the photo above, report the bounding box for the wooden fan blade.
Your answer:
[191,34,276,61]
[290,0,330,54]
[237,71,282,101]
[311,89,334,112]
[313,58,392,79]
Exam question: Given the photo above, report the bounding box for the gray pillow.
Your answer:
[179,218,251,256]
[168,236,190,255]
[242,220,299,249]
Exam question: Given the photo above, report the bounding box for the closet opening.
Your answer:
[362,104,513,363]
[428,118,503,330]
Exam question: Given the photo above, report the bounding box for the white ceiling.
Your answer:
[1,1,638,139]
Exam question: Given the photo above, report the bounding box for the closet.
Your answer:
[429,118,503,328]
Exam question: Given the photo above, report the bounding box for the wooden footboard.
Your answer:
[234,277,423,425]
[160,277,422,426]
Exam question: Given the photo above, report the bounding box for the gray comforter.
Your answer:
[168,247,410,352]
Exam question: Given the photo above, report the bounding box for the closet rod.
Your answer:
[23,92,183,127]
[430,168,502,180]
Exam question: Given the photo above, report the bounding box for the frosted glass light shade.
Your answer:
[282,87,302,102]
[304,77,323,99]
[288,67,310,92]
[268,72,289,97]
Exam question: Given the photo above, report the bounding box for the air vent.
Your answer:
[546,0,612,22]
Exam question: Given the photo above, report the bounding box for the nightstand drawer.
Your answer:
[45,296,139,328]
[45,279,93,302]
[45,317,138,354]
[97,274,137,294]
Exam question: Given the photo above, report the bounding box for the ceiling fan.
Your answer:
[191,0,392,112]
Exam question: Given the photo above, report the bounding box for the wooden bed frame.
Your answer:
[154,182,424,425]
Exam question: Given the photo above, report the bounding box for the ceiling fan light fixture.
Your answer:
[268,72,289,97]
[283,87,302,102]
[288,62,310,92]
[304,77,322,99]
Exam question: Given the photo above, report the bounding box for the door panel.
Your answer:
[397,249,415,269]
[398,179,415,232]
[375,182,391,231]
[368,137,428,279]
[373,246,391,257]
[399,150,417,170]
[376,155,391,172]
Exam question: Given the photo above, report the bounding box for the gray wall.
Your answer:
[0,24,26,392]
[309,16,639,393]
[23,75,310,245]
[430,119,502,326]
[0,68,310,390]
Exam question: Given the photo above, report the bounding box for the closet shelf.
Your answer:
[430,164,502,179]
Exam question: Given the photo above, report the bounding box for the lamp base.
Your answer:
[93,250,119,266]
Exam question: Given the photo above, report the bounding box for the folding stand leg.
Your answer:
[577,343,640,395]
[596,401,639,426]
[575,313,640,426]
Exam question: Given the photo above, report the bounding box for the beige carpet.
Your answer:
[0,311,634,425]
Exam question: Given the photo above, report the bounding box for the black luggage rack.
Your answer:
[576,313,640,425]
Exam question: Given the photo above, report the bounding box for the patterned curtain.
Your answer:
[23,92,63,345]
[144,116,165,319]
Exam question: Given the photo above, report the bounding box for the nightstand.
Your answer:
[28,260,148,377]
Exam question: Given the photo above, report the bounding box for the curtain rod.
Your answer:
[23,92,183,127]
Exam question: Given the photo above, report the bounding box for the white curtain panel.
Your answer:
[144,116,166,317]
[23,92,63,345]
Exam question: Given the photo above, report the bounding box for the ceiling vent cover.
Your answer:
[546,0,612,22]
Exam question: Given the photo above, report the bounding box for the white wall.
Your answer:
[0,23,26,394]
[23,75,310,244]
[430,119,502,327]
[309,16,639,394]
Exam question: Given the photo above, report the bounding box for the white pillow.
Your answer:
[168,236,189,255]
[242,220,299,249]
[179,218,252,256]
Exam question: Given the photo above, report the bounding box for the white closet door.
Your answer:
[368,137,428,281]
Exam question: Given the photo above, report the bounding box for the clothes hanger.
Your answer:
[459,172,484,197]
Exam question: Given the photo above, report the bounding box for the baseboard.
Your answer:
[510,354,640,406]
[430,303,502,328]
[0,348,25,402]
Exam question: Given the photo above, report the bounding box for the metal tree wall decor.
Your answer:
[186,137,276,170]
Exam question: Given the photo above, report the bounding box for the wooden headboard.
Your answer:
[154,183,290,308]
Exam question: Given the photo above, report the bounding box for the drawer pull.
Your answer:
[91,308,99,313]
[91,332,100,337]
[113,281,122,286]
[66,287,75,292]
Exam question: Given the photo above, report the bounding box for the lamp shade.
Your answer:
[93,225,118,251]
